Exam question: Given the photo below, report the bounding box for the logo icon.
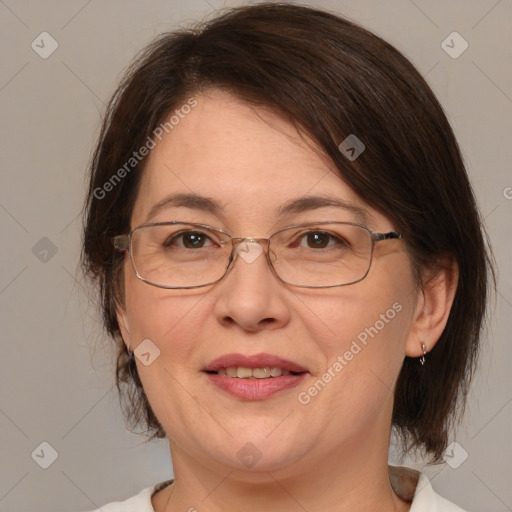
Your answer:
[31,441,59,469]
[443,441,469,469]
[134,339,161,366]
[31,32,59,59]
[338,134,365,161]
[236,240,263,264]
[237,442,263,468]
[441,32,468,59]
[32,237,58,263]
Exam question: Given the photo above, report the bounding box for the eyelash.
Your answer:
[164,230,347,249]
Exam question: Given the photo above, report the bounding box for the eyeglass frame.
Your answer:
[112,220,402,290]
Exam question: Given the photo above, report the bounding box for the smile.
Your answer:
[202,353,309,399]
[214,366,297,378]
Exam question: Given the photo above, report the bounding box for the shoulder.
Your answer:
[410,472,468,511]
[388,465,467,512]
[82,481,168,512]
[82,472,468,512]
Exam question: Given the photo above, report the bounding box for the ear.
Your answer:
[116,302,132,353]
[405,254,459,358]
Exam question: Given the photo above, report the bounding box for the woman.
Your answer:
[80,3,493,511]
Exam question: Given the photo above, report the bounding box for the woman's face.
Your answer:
[117,89,421,477]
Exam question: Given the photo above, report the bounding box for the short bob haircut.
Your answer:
[80,2,494,462]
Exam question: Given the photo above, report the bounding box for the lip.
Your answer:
[203,353,308,373]
[202,353,309,401]
[205,373,307,400]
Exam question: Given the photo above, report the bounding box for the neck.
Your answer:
[154,432,411,512]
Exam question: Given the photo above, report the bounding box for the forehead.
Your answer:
[131,90,379,232]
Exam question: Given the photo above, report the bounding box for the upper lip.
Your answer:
[203,353,308,373]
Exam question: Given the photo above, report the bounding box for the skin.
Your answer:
[116,89,458,512]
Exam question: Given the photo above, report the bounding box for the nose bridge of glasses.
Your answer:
[230,236,270,247]
[229,237,270,260]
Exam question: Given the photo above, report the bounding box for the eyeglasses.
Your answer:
[112,221,402,289]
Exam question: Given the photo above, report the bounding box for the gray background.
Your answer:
[0,0,511,511]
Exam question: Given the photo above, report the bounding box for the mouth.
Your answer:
[202,353,309,400]
[208,366,302,378]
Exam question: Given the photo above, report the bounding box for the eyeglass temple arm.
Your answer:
[372,231,402,242]
[112,235,129,251]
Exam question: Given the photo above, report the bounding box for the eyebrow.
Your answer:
[277,195,369,224]
[144,192,369,224]
[145,193,225,223]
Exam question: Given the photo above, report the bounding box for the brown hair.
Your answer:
[80,2,494,461]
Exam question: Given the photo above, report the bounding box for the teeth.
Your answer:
[216,366,292,379]
[237,367,253,379]
[252,367,271,378]
[225,367,237,377]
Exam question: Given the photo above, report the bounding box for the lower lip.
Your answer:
[204,372,307,400]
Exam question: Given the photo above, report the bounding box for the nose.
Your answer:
[212,240,291,332]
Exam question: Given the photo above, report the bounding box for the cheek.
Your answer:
[123,277,212,434]
[123,273,213,380]
[125,270,193,337]
[294,289,414,442]
[299,261,416,395]
[302,290,409,363]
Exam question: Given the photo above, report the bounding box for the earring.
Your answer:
[420,342,427,366]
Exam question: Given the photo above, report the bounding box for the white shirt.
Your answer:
[87,466,467,512]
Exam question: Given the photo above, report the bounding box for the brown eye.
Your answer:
[164,231,214,249]
[294,231,346,249]
[306,232,330,248]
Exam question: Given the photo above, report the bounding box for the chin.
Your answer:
[208,434,309,475]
